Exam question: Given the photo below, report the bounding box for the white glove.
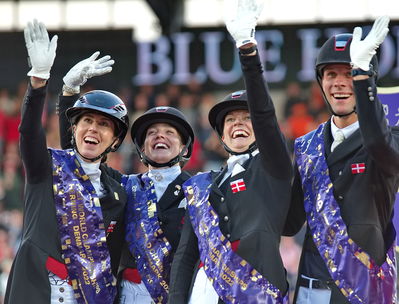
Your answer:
[24,19,58,80]
[224,0,265,48]
[63,51,115,92]
[350,16,390,71]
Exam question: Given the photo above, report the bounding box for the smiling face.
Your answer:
[143,123,185,168]
[221,109,255,153]
[73,112,117,162]
[321,63,358,126]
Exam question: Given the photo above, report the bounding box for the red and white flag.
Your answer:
[230,178,246,193]
[107,220,117,236]
[351,163,366,174]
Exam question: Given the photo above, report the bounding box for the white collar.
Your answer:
[147,165,181,184]
[226,149,259,170]
[146,165,182,201]
[75,153,101,177]
[219,149,259,186]
[330,117,359,141]
[75,152,104,196]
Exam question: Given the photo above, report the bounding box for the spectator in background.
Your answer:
[196,93,227,171]
[2,144,24,211]
[285,103,316,140]
[154,92,171,107]
[283,81,307,119]
[307,80,327,118]
[0,224,13,302]
[279,236,302,303]
[165,83,182,108]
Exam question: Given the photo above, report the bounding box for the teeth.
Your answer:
[333,93,350,98]
[233,130,247,138]
[84,136,99,144]
[155,143,168,149]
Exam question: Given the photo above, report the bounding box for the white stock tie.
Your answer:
[331,130,345,152]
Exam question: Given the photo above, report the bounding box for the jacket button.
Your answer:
[224,216,229,222]
[221,197,224,202]
[59,298,64,303]
[159,221,163,226]
[369,96,375,102]
[338,171,342,176]
[59,287,64,293]
[338,195,344,200]
[226,234,231,239]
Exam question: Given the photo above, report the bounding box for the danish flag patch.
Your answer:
[351,163,366,174]
[107,221,117,235]
[230,178,246,193]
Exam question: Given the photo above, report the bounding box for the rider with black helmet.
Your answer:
[58,65,195,303]
[66,90,129,162]
[315,33,379,118]
[6,21,128,304]
[117,106,195,304]
[168,1,293,303]
[285,17,399,304]
[131,106,194,168]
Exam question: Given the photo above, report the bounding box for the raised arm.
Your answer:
[19,20,57,183]
[350,16,399,175]
[224,0,293,179]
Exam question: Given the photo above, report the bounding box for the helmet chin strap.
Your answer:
[71,135,118,163]
[332,108,356,118]
[319,84,357,118]
[326,101,357,118]
[218,134,257,156]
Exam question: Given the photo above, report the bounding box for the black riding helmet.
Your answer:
[66,90,129,162]
[208,90,256,155]
[315,33,378,117]
[131,106,194,168]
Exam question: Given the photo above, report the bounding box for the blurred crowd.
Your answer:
[0,78,329,302]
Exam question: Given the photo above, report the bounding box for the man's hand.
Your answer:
[24,19,58,80]
[63,51,115,94]
[224,0,265,48]
[350,16,390,71]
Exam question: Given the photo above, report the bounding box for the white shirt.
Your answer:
[219,149,259,186]
[147,165,181,201]
[330,117,359,141]
[75,153,105,197]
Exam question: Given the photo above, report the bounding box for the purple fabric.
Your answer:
[184,172,289,304]
[295,125,397,304]
[123,174,172,304]
[51,149,116,304]
[378,88,399,244]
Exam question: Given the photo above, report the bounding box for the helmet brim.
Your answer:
[208,99,248,136]
[131,112,194,148]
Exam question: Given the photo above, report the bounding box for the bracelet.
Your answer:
[239,45,257,55]
[62,84,80,95]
